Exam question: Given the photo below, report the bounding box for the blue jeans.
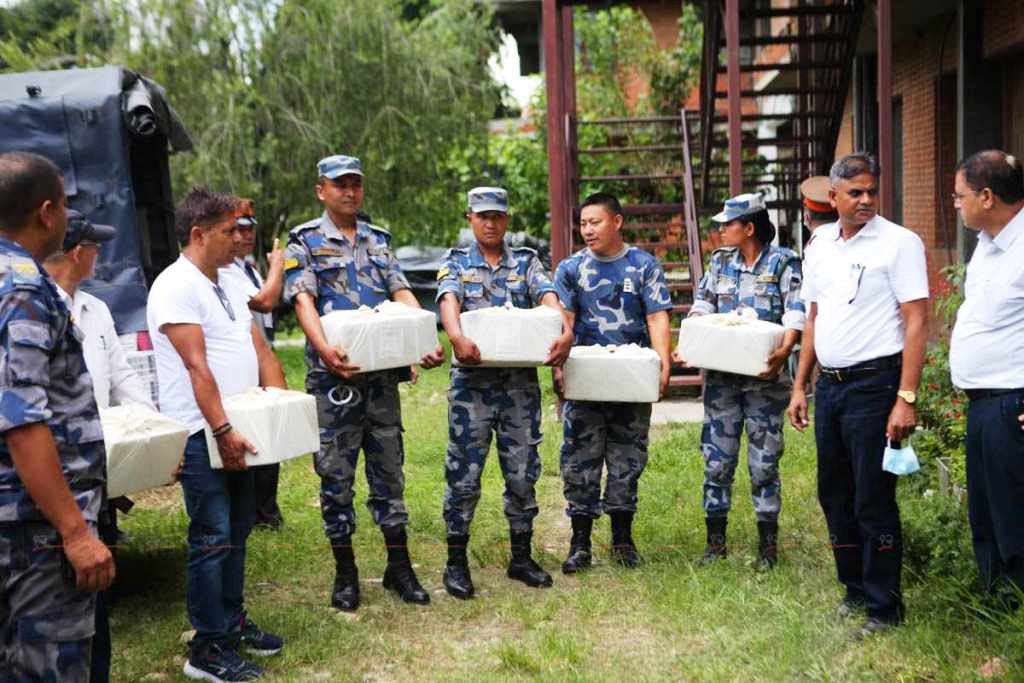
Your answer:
[814,366,904,622]
[179,432,254,645]
[965,389,1024,596]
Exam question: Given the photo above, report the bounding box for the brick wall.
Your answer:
[984,0,1024,59]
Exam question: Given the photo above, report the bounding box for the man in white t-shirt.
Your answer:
[148,187,287,682]
[218,199,286,531]
[788,153,929,637]
[949,149,1024,610]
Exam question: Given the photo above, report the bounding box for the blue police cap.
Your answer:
[63,209,115,251]
[317,155,364,180]
[467,187,508,214]
[711,193,767,223]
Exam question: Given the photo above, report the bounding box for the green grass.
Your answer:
[109,346,1024,681]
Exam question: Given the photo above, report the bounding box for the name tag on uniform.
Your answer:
[506,274,524,282]
[312,247,342,257]
[367,247,389,256]
[461,273,483,284]
[622,278,636,293]
[756,273,778,284]
[717,276,736,290]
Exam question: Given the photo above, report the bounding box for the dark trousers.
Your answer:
[252,464,283,527]
[815,366,904,621]
[179,433,255,645]
[965,389,1024,595]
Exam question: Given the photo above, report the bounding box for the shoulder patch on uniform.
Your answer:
[365,223,391,236]
[436,266,451,281]
[284,257,300,270]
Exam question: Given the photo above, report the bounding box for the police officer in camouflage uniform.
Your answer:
[285,155,444,611]
[553,192,673,574]
[437,187,573,599]
[0,151,114,681]
[684,193,805,568]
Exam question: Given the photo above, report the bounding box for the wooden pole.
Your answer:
[877,0,893,218]
[543,0,569,265]
[725,0,743,196]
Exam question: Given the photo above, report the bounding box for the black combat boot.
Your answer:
[609,511,642,568]
[757,520,779,568]
[330,539,360,611]
[381,526,430,605]
[442,534,474,600]
[700,517,728,565]
[562,516,593,574]
[506,530,553,587]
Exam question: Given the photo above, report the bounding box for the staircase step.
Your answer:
[578,173,682,182]
[577,144,682,154]
[714,87,829,98]
[716,61,845,73]
[736,34,843,47]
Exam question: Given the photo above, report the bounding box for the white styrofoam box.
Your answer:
[100,405,189,498]
[676,312,785,376]
[320,301,437,373]
[206,387,320,469]
[458,302,563,367]
[563,344,661,403]
[125,350,160,409]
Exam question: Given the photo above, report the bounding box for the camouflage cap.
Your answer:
[63,209,115,251]
[317,155,364,180]
[467,187,508,214]
[711,193,767,223]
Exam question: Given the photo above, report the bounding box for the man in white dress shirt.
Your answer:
[949,149,1024,610]
[217,199,286,530]
[44,209,155,683]
[788,153,929,636]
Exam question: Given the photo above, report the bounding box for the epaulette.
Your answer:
[0,254,44,290]
[710,246,737,260]
[445,246,469,258]
[511,245,538,256]
[775,246,799,260]
[364,222,391,237]
[289,217,322,235]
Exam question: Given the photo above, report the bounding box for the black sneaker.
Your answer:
[237,617,284,657]
[183,641,264,682]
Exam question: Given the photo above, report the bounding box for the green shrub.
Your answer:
[900,485,975,585]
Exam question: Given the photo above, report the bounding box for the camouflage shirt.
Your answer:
[0,237,105,523]
[284,212,411,378]
[437,241,556,389]
[554,246,673,347]
[690,245,805,329]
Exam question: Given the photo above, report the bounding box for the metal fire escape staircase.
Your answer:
[698,1,865,239]
[566,109,705,388]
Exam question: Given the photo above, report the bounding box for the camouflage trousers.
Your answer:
[560,401,652,518]
[0,522,96,682]
[701,378,790,521]
[309,371,408,541]
[443,383,543,535]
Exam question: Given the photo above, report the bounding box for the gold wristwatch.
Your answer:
[897,390,917,405]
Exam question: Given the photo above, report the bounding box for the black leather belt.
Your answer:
[819,353,901,383]
[964,387,1024,401]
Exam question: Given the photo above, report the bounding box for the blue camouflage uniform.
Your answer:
[554,246,672,519]
[689,245,804,521]
[438,241,556,535]
[284,212,412,542]
[0,236,105,681]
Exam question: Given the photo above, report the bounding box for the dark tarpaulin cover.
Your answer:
[0,65,191,334]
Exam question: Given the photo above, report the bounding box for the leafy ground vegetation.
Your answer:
[109,345,1023,682]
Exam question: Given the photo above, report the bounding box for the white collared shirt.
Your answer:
[56,285,154,410]
[950,206,1024,389]
[802,215,929,368]
[148,256,258,434]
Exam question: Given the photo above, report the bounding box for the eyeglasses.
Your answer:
[951,189,981,203]
[212,283,236,321]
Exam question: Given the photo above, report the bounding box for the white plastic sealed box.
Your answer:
[320,301,438,373]
[100,404,189,498]
[676,312,785,376]
[562,344,661,403]
[205,387,320,469]
[458,302,562,367]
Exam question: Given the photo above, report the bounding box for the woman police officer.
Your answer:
[680,193,805,567]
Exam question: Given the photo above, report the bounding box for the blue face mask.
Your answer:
[882,439,920,476]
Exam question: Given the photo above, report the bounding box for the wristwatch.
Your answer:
[897,390,917,405]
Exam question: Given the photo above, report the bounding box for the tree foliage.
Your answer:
[3,0,501,248]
